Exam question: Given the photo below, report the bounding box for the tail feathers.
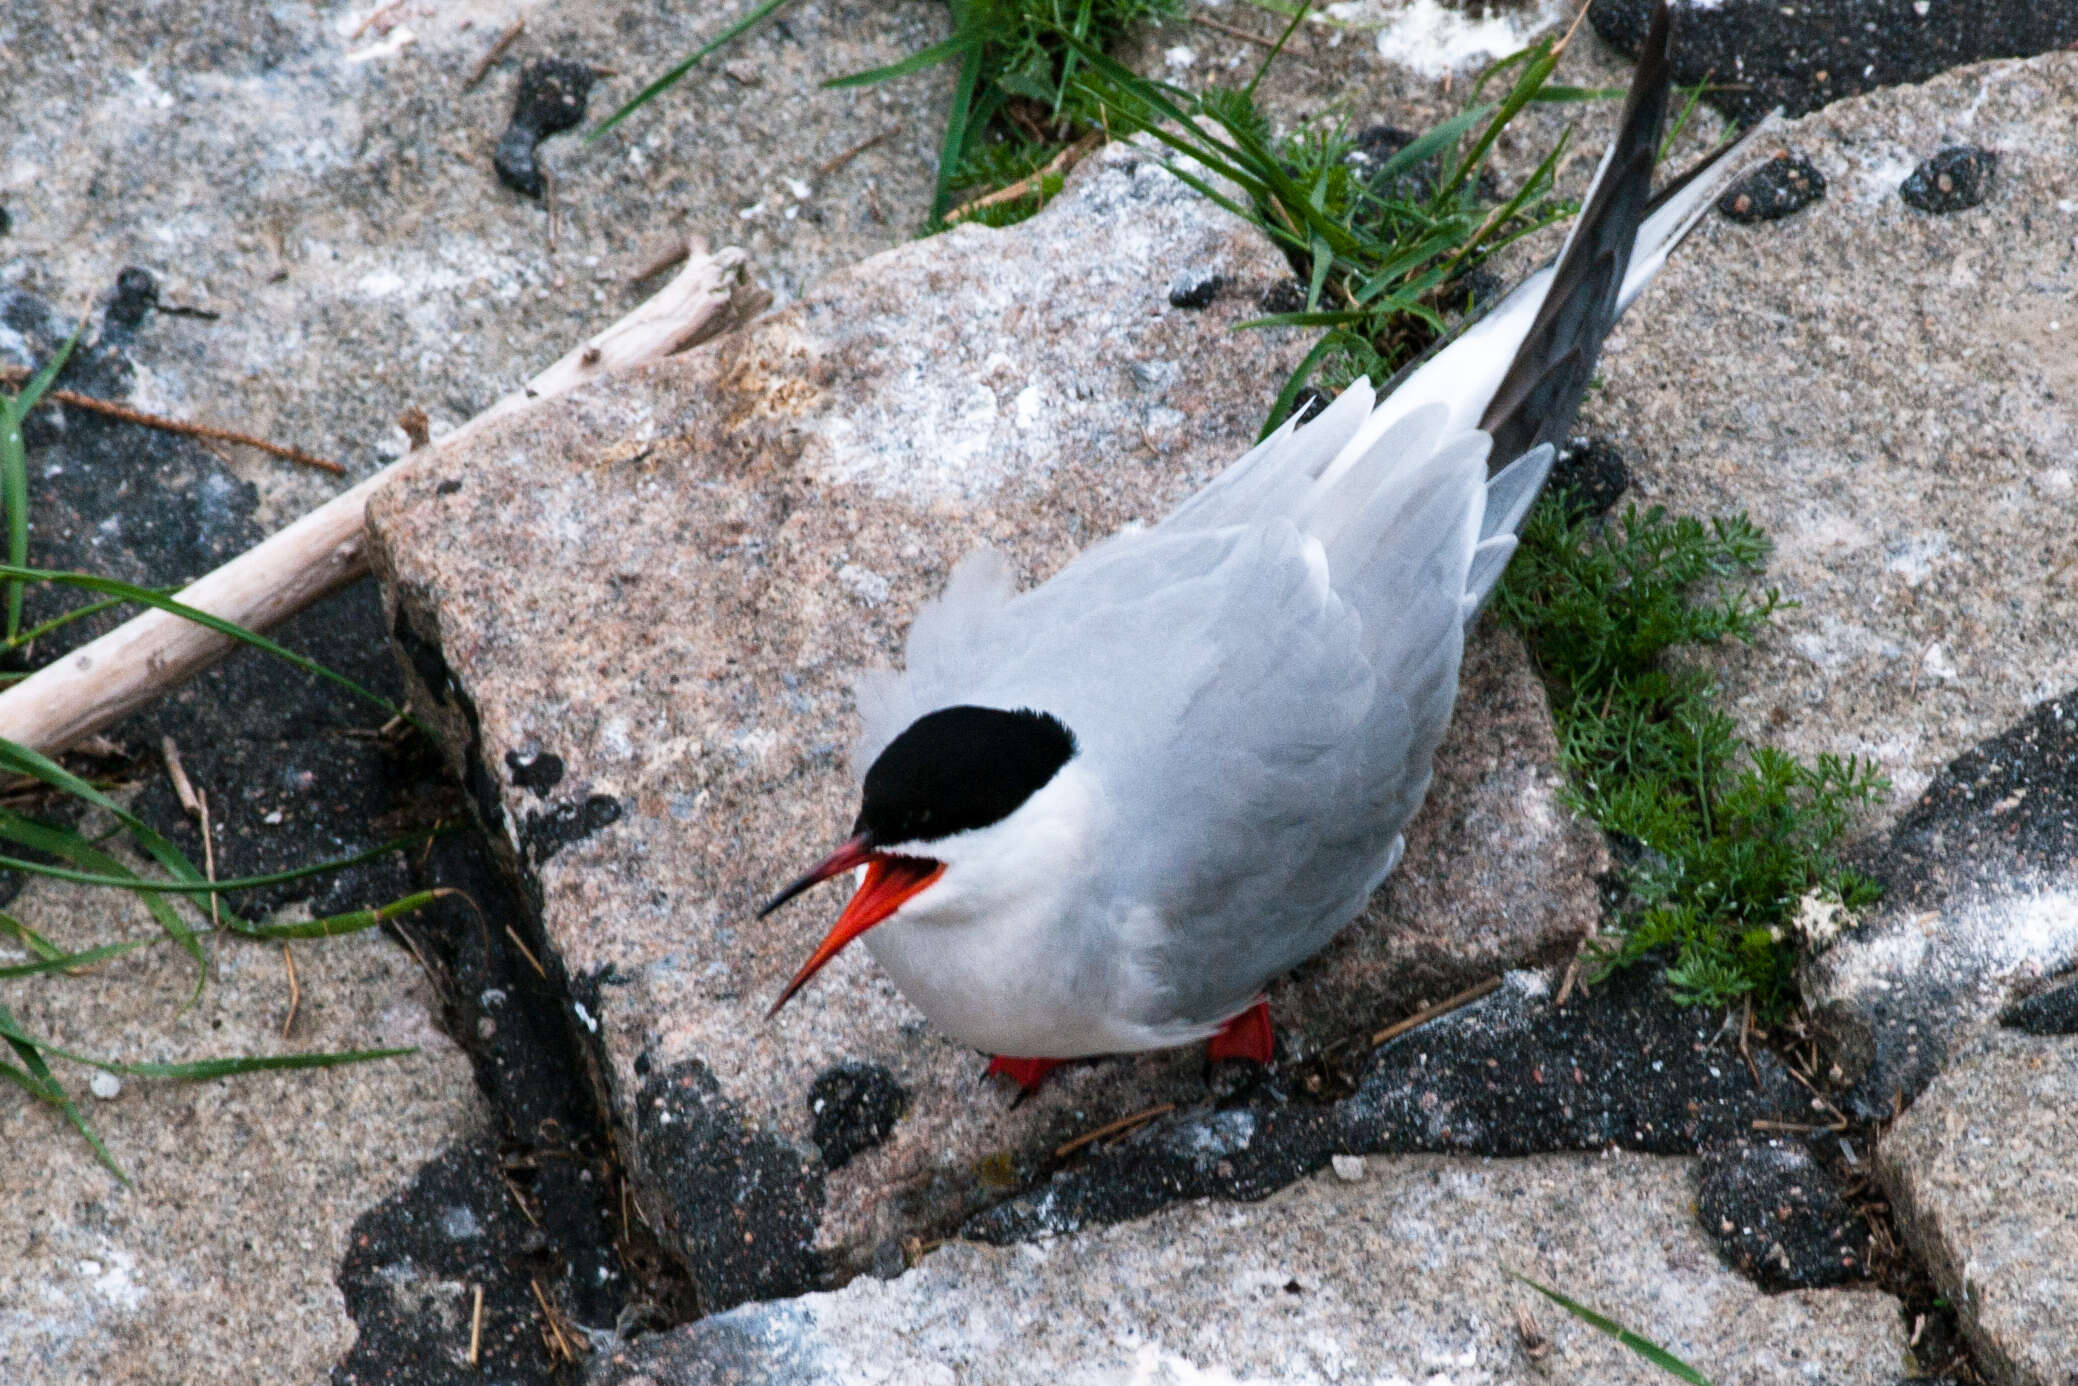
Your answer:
[1478,0,1673,471]
[1618,112,1781,315]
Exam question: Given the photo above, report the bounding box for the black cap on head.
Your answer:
[857,705,1077,847]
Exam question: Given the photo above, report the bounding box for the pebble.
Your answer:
[1900,145,1997,213]
[1330,1154,1366,1182]
[89,1072,123,1100]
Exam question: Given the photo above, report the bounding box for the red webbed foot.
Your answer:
[1205,999,1275,1066]
[984,1055,1066,1094]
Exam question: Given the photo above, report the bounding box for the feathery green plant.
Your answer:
[1493,496,1885,1013]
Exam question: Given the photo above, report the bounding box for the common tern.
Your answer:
[762,2,1764,1089]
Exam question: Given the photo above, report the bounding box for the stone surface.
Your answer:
[367,139,1608,1308]
[1585,53,2078,812]
[0,283,640,1377]
[1802,688,2078,1118]
[1879,1027,2078,1386]
[1589,0,2078,123]
[1,0,951,529]
[587,1153,1908,1386]
[0,877,479,1386]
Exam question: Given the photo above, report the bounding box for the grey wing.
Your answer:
[972,520,1424,1031]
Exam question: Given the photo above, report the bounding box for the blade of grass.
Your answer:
[588,0,800,141]
[931,40,988,222]
[1,316,86,644]
[6,589,171,651]
[0,564,421,734]
[0,907,65,961]
[0,807,210,985]
[0,1007,412,1081]
[823,34,970,89]
[237,889,451,941]
[1242,0,1309,100]
[0,824,453,896]
[1443,35,1561,202]
[0,998,124,1179]
[0,935,159,978]
[1507,1272,1715,1385]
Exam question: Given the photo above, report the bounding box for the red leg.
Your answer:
[1205,999,1275,1066]
[985,1055,1065,1093]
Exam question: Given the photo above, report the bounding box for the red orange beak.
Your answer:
[759,835,945,1018]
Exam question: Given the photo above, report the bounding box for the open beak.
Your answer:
[759,834,945,1018]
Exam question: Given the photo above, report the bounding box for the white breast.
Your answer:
[861,761,1212,1058]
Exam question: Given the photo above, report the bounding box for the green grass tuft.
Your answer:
[1493,495,1885,1014]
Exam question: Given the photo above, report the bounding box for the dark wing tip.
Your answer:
[1477,0,1676,472]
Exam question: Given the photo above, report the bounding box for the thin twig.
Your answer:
[504,924,549,979]
[468,1284,485,1367]
[281,944,300,1039]
[942,132,1102,226]
[0,372,346,475]
[463,18,525,89]
[1189,12,1285,51]
[1371,976,1502,1047]
[161,736,201,818]
[1553,931,1592,1008]
[350,0,405,40]
[195,787,221,935]
[815,123,903,178]
[529,1277,576,1362]
[544,164,560,253]
[1750,1118,1838,1134]
[1054,1102,1176,1158]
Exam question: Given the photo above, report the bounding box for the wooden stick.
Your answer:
[1370,976,1501,1048]
[1054,1102,1175,1159]
[942,133,1101,225]
[0,243,757,758]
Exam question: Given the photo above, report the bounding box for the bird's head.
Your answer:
[759,704,1080,1016]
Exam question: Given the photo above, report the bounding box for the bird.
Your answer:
[760,1,1765,1091]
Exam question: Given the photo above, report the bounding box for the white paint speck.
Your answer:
[1163,45,1197,69]
[1331,1153,1366,1181]
[573,1001,599,1033]
[89,1072,122,1100]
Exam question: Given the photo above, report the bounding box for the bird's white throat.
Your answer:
[862,760,1148,1056]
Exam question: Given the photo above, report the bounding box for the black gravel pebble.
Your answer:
[1589,0,2078,125]
[1900,146,1997,214]
[1167,269,1226,310]
[1717,151,1827,223]
[101,265,159,341]
[1696,1142,1871,1290]
[808,1063,910,1172]
[1549,435,1630,518]
[494,58,597,198]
